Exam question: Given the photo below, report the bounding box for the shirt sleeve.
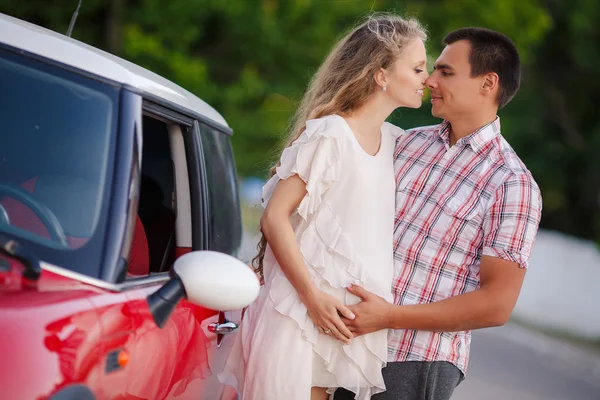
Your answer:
[482,173,542,268]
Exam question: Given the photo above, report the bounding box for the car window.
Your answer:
[125,111,197,280]
[199,124,242,256]
[126,115,174,278]
[0,46,118,276]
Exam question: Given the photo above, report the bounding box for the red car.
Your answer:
[0,12,259,400]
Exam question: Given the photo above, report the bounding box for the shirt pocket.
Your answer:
[436,188,483,246]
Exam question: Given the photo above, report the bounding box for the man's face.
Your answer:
[425,40,485,120]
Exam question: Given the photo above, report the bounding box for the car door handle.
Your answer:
[208,320,238,335]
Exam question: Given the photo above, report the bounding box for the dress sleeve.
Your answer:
[261,115,343,219]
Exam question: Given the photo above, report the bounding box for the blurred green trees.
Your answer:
[1,0,598,242]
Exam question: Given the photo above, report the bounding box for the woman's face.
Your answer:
[384,38,428,109]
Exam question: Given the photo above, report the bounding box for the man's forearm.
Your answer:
[387,287,512,332]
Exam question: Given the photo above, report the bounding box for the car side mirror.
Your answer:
[147,251,260,328]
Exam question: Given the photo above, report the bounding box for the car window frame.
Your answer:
[0,44,235,291]
[118,101,211,288]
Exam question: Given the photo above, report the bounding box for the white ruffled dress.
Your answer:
[219,114,400,399]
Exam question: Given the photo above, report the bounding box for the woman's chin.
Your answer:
[408,99,423,109]
[396,97,423,109]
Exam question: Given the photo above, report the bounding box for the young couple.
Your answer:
[220,13,542,400]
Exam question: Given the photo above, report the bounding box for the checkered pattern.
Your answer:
[388,118,542,374]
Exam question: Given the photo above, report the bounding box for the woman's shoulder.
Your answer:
[304,114,348,139]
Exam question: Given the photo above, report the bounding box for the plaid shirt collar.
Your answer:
[433,117,501,153]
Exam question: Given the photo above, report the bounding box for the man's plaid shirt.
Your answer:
[388,118,542,374]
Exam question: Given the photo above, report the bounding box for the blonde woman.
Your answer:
[219,14,428,400]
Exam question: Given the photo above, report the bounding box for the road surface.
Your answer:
[454,323,600,400]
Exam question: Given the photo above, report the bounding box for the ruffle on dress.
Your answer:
[261,116,341,219]
[260,115,387,399]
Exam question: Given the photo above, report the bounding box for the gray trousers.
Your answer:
[333,361,463,400]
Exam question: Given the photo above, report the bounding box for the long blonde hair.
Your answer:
[252,13,427,279]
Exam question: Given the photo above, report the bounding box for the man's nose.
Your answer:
[425,74,436,89]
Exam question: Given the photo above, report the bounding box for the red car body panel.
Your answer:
[0,263,237,400]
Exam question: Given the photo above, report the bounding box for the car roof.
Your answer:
[0,12,229,128]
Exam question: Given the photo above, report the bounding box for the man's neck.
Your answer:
[447,111,497,146]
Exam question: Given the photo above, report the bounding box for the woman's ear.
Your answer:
[374,67,387,89]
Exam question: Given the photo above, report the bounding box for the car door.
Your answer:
[115,103,242,400]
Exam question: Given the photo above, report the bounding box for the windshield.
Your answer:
[0,46,119,276]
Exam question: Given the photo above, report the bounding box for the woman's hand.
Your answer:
[303,290,355,344]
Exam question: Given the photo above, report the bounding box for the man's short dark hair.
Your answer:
[443,27,521,109]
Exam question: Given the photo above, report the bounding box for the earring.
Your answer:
[382,85,387,92]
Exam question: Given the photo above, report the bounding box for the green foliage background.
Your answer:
[1,0,599,242]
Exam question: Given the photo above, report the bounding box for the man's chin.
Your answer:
[430,106,444,119]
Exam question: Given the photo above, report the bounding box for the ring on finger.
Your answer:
[323,328,331,334]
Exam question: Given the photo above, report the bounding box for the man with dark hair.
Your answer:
[335,28,542,400]
[442,27,521,109]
